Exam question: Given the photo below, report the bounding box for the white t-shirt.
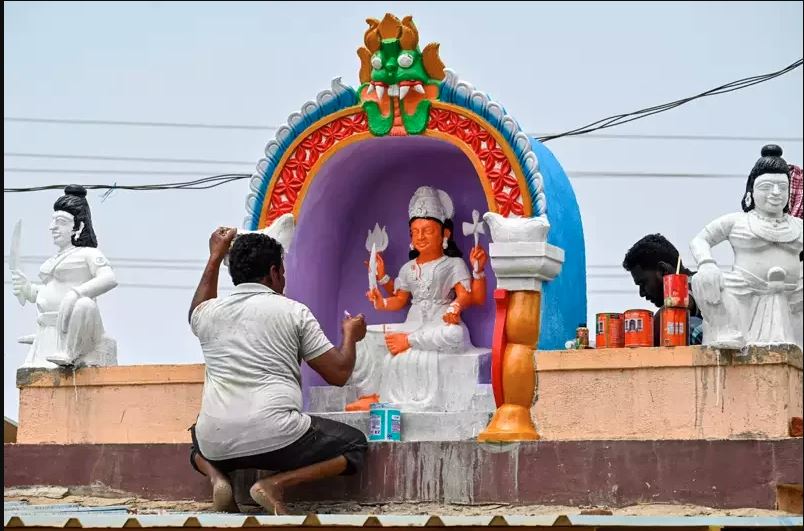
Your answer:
[191,283,333,460]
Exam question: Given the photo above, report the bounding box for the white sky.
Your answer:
[4,1,803,420]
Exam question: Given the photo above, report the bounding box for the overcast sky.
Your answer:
[4,1,803,419]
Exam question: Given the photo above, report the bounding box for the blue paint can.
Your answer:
[368,403,401,442]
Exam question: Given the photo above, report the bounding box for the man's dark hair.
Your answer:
[228,233,283,285]
[622,233,680,272]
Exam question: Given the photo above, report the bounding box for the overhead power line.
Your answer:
[2,169,748,193]
[4,118,802,143]
[4,173,248,192]
[5,59,801,142]
[0,280,636,294]
[538,58,803,141]
[4,59,801,194]
[3,152,253,165]
[3,255,638,268]
[4,117,278,131]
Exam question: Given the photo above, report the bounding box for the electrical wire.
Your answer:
[537,59,802,141]
[4,59,801,194]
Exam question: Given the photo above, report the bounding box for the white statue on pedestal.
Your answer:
[690,145,803,349]
[10,185,119,369]
[345,186,489,412]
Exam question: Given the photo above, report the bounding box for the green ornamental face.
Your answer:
[370,40,428,85]
[360,38,436,136]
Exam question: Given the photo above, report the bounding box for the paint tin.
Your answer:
[623,309,654,347]
[595,313,624,348]
[660,307,689,347]
[663,274,689,308]
[368,402,401,442]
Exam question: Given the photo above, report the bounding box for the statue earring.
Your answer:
[442,237,448,250]
[409,243,414,250]
[743,192,753,208]
[73,221,85,242]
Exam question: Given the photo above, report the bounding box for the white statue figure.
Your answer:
[10,185,119,368]
[345,186,489,412]
[690,145,803,349]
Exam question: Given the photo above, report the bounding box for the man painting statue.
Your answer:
[690,145,803,349]
[10,185,119,368]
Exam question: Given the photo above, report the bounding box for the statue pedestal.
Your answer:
[7,345,802,509]
[13,345,801,444]
[308,348,495,441]
[534,345,802,440]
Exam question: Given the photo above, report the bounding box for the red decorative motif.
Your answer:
[262,107,527,226]
[428,108,525,216]
[263,113,368,225]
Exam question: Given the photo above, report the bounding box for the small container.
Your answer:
[576,324,590,349]
[369,402,401,442]
[663,274,689,308]
[623,309,654,347]
[660,307,689,347]
[595,313,625,348]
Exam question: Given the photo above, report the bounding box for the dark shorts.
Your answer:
[190,416,368,476]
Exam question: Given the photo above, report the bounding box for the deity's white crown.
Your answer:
[408,186,455,223]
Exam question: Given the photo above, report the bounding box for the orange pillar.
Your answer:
[478,290,541,442]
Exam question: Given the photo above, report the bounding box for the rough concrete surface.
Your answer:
[3,486,796,516]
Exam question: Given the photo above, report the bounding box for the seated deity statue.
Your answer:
[690,145,803,349]
[345,186,489,412]
[10,185,119,368]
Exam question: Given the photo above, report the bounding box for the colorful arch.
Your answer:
[255,102,534,229]
[243,72,585,351]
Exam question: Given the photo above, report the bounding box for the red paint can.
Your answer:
[660,307,689,347]
[595,313,624,348]
[623,309,654,347]
[663,274,689,308]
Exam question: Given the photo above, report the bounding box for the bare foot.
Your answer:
[249,479,287,515]
[192,452,238,513]
[211,476,238,513]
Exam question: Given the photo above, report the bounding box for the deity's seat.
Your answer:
[308,325,495,441]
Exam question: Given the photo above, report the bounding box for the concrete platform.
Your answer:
[14,345,802,444]
[5,439,802,509]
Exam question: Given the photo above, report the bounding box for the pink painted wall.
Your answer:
[14,347,802,444]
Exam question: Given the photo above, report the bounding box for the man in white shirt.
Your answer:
[188,227,367,514]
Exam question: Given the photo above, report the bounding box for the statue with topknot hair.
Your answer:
[10,185,119,368]
[690,145,803,349]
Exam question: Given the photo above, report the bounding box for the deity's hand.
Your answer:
[696,262,724,305]
[469,246,488,273]
[363,253,386,281]
[57,289,80,334]
[342,313,367,342]
[208,227,238,260]
[10,270,32,300]
[366,287,385,309]
[385,332,410,355]
[442,301,462,325]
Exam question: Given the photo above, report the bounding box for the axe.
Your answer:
[461,209,486,274]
